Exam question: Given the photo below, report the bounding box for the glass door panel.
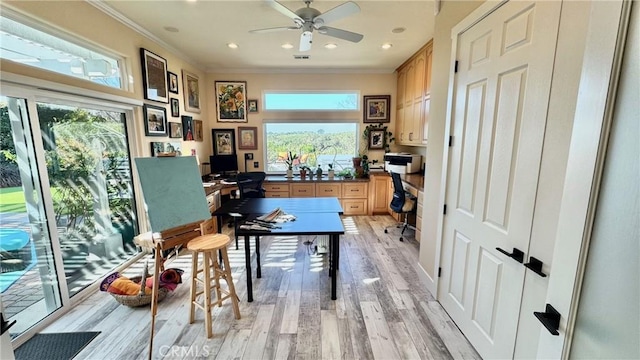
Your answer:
[35,102,138,296]
[0,96,62,338]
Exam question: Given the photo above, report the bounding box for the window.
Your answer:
[264,91,359,111]
[0,14,123,89]
[265,122,358,173]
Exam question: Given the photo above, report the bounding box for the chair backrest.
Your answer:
[389,172,406,213]
[236,172,266,199]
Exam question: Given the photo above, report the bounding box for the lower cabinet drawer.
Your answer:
[341,199,368,215]
[264,183,290,192]
[316,183,342,197]
[266,191,289,198]
[291,184,315,197]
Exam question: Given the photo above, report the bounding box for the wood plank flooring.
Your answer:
[40,215,480,359]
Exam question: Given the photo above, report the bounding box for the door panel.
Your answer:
[439,1,561,358]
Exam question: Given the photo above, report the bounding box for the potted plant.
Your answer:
[315,164,323,178]
[338,168,353,179]
[299,165,308,180]
[285,151,297,178]
[327,163,335,180]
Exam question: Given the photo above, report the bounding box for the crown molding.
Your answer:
[86,0,206,72]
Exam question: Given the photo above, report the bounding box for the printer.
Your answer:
[384,153,422,174]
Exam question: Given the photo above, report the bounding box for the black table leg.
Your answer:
[216,214,223,233]
[331,234,338,300]
[244,235,253,302]
[328,236,332,277]
[256,236,261,278]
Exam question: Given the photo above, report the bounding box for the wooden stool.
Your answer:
[187,233,241,338]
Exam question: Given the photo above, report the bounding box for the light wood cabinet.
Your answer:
[342,182,368,199]
[316,183,341,197]
[369,174,391,214]
[341,199,368,216]
[416,190,424,242]
[396,39,433,146]
[264,183,290,198]
[290,183,315,197]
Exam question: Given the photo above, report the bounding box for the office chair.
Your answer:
[384,172,417,242]
[230,172,267,249]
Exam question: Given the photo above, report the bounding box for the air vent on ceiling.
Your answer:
[293,55,311,60]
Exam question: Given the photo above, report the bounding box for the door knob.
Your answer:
[524,256,547,277]
[534,303,560,336]
[495,247,524,263]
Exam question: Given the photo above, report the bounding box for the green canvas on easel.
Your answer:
[134,156,210,233]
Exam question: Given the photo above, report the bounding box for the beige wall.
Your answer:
[418,0,484,283]
[2,1,210,162]
[205,72,397,170]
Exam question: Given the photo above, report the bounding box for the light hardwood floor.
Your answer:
[42,215,480,359]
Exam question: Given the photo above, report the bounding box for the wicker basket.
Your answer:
[108,276,170,307]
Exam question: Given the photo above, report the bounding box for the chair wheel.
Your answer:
[384,229,388,233]
[399,237,404,242]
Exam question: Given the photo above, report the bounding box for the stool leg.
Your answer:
[189,251,198,324]
[203,251,213,338]
[221,247,241,320]
[210,250,223,308]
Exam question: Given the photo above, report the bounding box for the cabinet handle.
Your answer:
[409,132,413,141]
[495,247,524,263]
[524,256,547,277]
[534,304,560,336]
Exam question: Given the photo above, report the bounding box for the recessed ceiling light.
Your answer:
[186,0,197,2]
[324,43,338,49]
[381,43,393,50]
[391,27,406,34]
[281,43,294,49]
[227,43,239,49]
[164,26,179,33]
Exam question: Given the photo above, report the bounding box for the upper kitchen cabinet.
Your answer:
[395,40,433,146]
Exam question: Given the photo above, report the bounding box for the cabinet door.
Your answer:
[370,176,390,214]
[396,68,406,109]
[425,42,433,97]
[422,98,430,144]
[414,50,426,101]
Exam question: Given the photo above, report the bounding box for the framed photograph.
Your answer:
[368,129,385,149]
[140,48,168,103]
[212,128,236,155]
[238,126,257,150]
[182,70,201,113]
[215,81,247,122]
[182,115,194,141]
[248,99,259,113]
[143,104,167,136]
[170,98,180,117]
[193,119,204,142]
[363,95,391,123]
[168,72,179,94]
[150,141,182,157]
[169,122,182,138]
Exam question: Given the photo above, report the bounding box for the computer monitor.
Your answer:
[209,155,238,176]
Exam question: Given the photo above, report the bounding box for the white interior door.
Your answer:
[438,1,561,358]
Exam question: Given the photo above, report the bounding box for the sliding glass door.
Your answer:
[0,90,139,340]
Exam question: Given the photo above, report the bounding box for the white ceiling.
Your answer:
[95,0,435,73]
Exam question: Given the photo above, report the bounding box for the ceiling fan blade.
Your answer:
[299,31,313,52]
[314,1,360,26]
[267,0,304,24]
[317,26,363,43]
[250,26,300,34]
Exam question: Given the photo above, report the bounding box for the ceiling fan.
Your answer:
[250,0,364,52]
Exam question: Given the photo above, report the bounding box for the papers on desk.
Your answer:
[256,208,297,223]
[221,180,237,185]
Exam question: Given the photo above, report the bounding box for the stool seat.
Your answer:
[187,234,232,252]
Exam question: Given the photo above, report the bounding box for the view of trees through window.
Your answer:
[265,123,357,173]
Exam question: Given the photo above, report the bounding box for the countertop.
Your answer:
[369,171,424,191]
[264,175,369,183]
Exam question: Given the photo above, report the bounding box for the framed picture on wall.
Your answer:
[182,115,194,141]
[143,104,167,136]
[168,71,179,94]
[169,122,182,138]
[363,95,391,123]
[182,70,201,113]
[368,129,385,149]
[193,119,204,142]
[140,48,168,103]
[248,99,259,113]
[238,126,257,150]
[170,98,180,117]
[215,81,247,122]
[212,128,236,155]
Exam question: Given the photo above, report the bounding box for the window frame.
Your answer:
[262,90,361,112]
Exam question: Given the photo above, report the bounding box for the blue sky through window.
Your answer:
[264,92,358,110]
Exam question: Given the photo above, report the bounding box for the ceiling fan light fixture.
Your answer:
[324,43,338,49]
[281,43,294,49]
[381,43,393,50]
[227,43,239,49]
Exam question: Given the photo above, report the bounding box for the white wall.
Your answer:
[570,2,640,357]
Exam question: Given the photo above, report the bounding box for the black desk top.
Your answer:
[213,197,344,216]
[236,212,345,237]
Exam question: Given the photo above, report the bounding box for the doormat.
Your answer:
[15,331,101,360]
